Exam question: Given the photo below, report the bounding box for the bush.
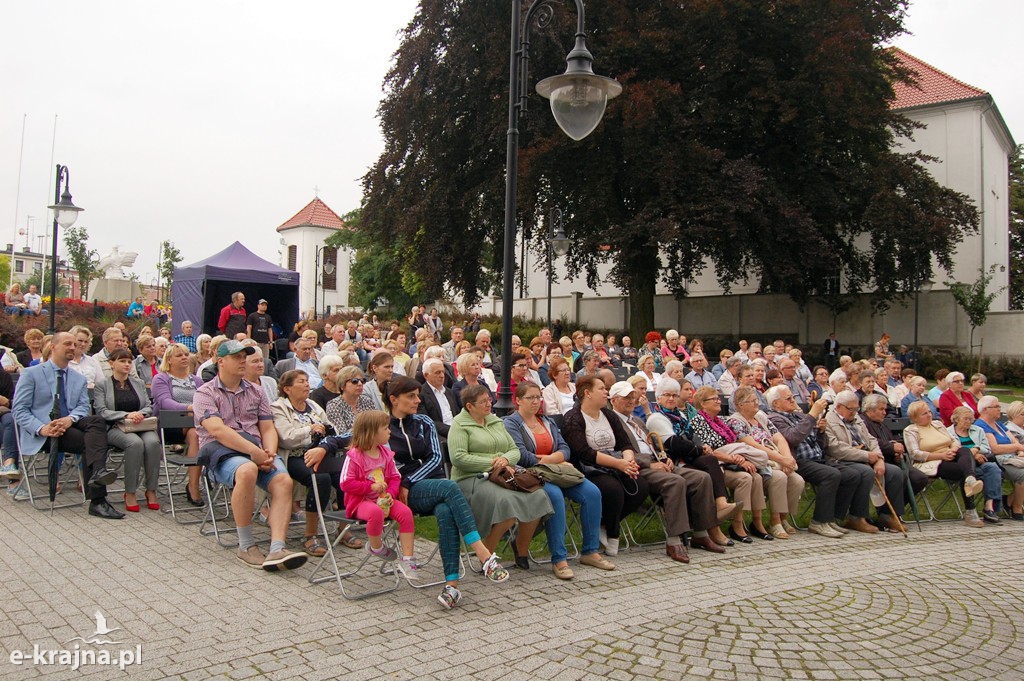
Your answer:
[0,298,137,355]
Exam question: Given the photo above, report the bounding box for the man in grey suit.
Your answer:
[273,338,320,387]
[12,332,122,519]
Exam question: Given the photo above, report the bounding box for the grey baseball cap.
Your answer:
[217,340,257,358]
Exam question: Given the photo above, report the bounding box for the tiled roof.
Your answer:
[276,197,347,232]
[889,48,987,110]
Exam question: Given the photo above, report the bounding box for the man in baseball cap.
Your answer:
[194,336,306,572]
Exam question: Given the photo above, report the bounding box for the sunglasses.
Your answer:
[349,378,366,385]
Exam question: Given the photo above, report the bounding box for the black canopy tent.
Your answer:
[170,242,300,336]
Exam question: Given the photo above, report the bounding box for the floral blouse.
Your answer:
[326,393,378,435]
[726,413,779,447]
[691,412,737,451]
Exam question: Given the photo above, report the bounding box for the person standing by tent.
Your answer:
[219,292,248,338]
[247,299,275,361]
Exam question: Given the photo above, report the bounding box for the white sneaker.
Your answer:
[398,559,422,583]
[481,553,510,583]
[437,584,462,609]
[827,521,850,535]
[809,521,844,538]
[964,476,984,498]
[604,537,620,557]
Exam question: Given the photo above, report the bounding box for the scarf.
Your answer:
[655,404,691,437]
[699,410,736,444]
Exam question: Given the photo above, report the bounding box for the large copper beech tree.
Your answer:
[360,0,978,339]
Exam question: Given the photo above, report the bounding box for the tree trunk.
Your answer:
[628,267,657,342]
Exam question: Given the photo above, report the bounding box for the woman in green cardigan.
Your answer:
[448,384,553,553]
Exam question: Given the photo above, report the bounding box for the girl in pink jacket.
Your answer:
[341,411,416,568]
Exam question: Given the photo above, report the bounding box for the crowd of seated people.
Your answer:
[3,310,1024,612]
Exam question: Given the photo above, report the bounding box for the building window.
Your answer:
[287,245,297,271]
[322,246,337,291]
[14,259,23,273]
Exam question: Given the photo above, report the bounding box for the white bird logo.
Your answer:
[64,611,123,645]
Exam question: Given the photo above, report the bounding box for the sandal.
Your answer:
[303,535,328,557]
[337,531,364,550]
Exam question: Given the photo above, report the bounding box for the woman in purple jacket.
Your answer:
[151,343,204,505]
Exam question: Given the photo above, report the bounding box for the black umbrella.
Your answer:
[47,375,63,509]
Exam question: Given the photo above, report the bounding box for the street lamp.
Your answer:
[496,0,621,415]
[912,276,934,369]
[46,165,83,333]
[546,207,570,327]
[312,245,336,321]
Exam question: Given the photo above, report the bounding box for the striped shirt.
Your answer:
[193,375,273,449]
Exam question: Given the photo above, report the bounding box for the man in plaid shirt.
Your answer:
[765,386,869,540]
[195,340,307,572]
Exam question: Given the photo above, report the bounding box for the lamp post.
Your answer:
[45,165,83,334]
[495,0,621,415]
[546,207,570,328]
[912,276,934,369]
[312,245,336,321]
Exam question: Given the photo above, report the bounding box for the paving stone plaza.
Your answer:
[1,493,1021,680]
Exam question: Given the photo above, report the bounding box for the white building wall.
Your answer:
[279,226,353,317]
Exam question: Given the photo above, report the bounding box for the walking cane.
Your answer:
[875,475,907,538]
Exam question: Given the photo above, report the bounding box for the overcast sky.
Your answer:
[2,0,1021,290]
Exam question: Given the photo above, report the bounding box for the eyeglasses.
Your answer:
[660,393,680,399]
[780,395,796,401]
[520,395,542,402]
[349,378,366,385]
[704,397,722,403]
[513,364,528,369]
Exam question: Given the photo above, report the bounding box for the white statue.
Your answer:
[95,246,139,280]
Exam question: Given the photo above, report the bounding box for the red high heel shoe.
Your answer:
[123,494,140,513]
[145,492,160,511]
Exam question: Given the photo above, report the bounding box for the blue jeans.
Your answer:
[0,412,17,463]
[406,478,482,582]
[977,461,1002,501]
[542,478,602,562]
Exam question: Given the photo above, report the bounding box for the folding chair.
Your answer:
[611,367,632,382]
[10,419,87,512]
[621,497,668,550]
[919,477,965,521]
[306,457,400,600]
[158,409,204,524]
[789,484,817,530]
[199,466,239,547]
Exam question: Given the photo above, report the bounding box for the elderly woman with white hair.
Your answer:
[661,329,690,365]
[975,397,1024,520]
[1005,400,1024,441]
[947,405,1002,523]
[662,360,686,384]
[309,353,345,410]
[900,375,939,419]
[938,371,978,427]
[903,400,985,527]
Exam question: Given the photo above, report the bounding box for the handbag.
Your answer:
[529,463,584,488]
[117,416,158,433]
[487,465,543,493]
[997,454,1024,468]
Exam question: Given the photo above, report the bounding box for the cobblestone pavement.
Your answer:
[1,492,1021,680]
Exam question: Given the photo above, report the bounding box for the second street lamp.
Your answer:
[546,207,570,328]
[496,0,621,415]
[46,165,83,334]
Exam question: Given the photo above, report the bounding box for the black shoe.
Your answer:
[185,486,204,507]
[89,500,125,519]
[510,543,529,570]
[749,527,775,541]
[88,467,118,488]
[982,509,1002,524]
[728,525,753,544]
[1012,513,1024,522]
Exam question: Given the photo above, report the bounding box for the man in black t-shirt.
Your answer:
[246,299,275,360]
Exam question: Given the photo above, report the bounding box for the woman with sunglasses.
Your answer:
[325,366,376,435]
